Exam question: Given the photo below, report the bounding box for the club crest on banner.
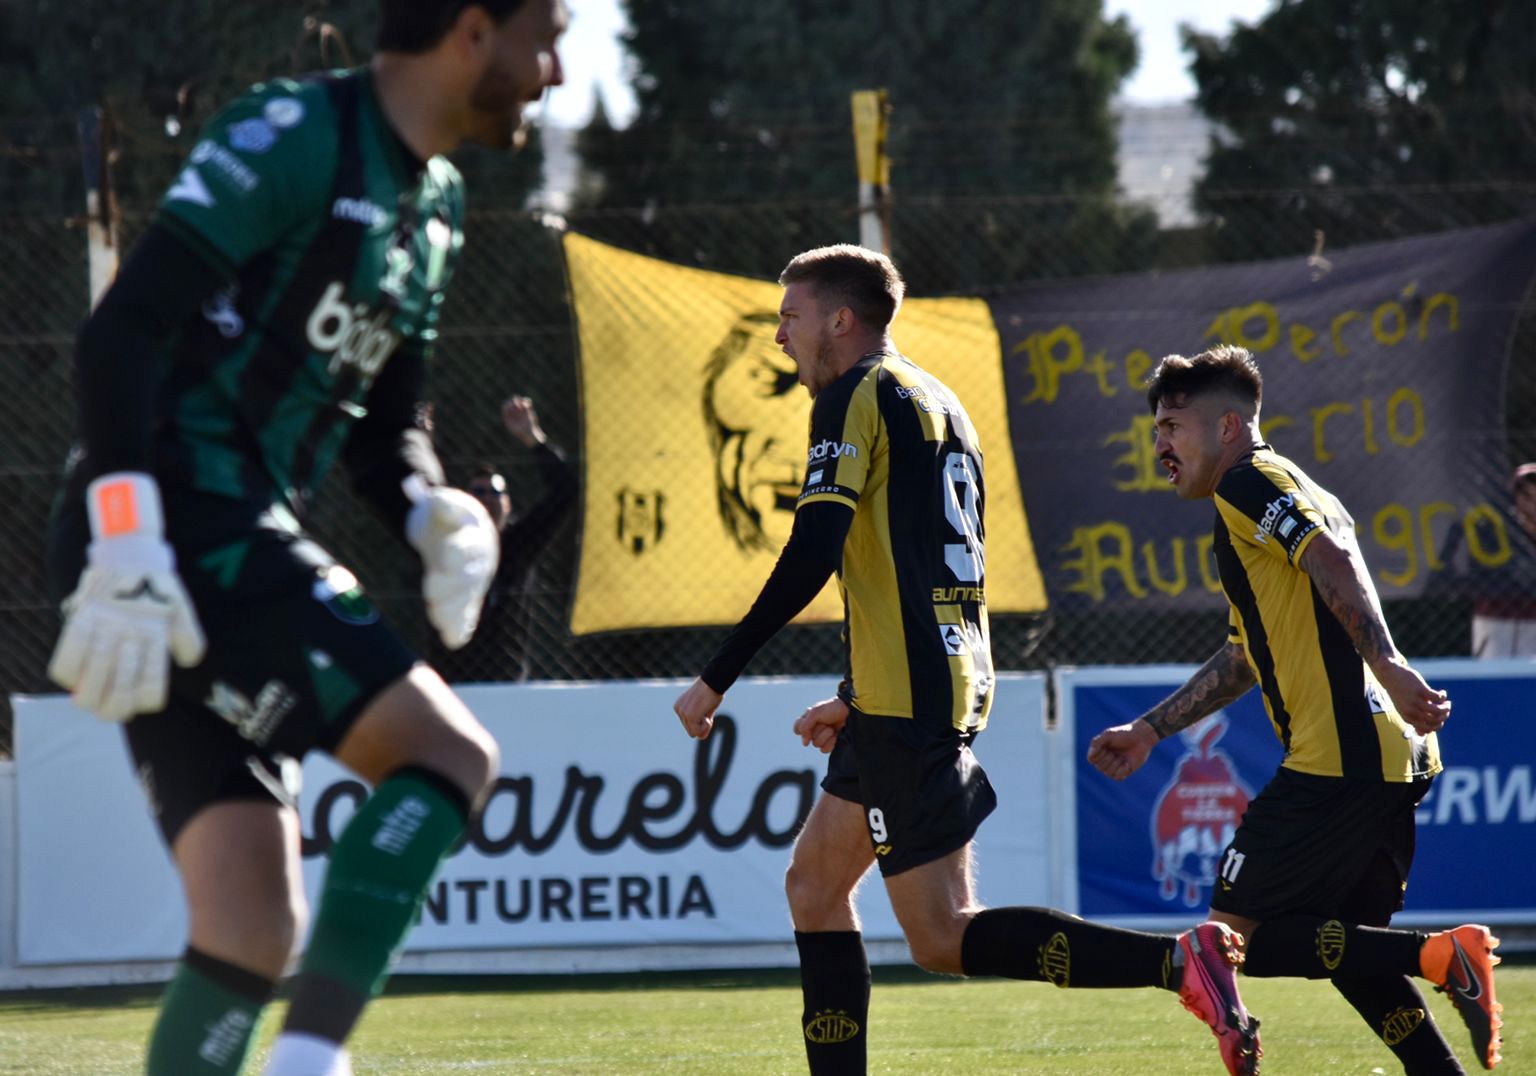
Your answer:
[616,488,666,555]
[1148,714,1252,908]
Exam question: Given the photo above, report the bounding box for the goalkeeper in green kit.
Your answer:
[45,2,569,1073]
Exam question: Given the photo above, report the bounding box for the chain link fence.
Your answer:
[4,113,1535,756]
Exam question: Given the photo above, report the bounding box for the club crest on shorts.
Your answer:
[312,564,379,625]
[1317,919,1347,970]
[1149,714,1252,907]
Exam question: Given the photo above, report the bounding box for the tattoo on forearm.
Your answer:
[1311,567,1393,664]
[1144,644,1256,740]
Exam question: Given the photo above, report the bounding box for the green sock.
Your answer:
[285,768,467,1040]
[146,948,273,1076]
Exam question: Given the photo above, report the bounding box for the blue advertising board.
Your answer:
[1059,660,1536,928]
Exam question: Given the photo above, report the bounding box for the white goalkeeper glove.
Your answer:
[48,472,207,722]
[405,481,500,650]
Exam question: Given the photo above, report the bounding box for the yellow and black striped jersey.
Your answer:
[799,351,993,731]
[1212,446,1440,782]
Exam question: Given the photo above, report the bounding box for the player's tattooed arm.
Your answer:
[1298,530,1398,665]
[1298,527,1451,730]
[1142,642,1256,740]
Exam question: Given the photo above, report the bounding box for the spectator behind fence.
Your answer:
[1470,463,1536,657]
[1427,461,1536,659]
[434,394,576,683]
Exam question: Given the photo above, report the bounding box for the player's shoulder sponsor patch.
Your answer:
[798,477,856,503]
[186,138,261,194]
[263,96,306,129]
[166,166,216,208]
[1215,459,1320,557]
[228,117,277,154]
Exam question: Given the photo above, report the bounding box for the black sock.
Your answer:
[280,971,368,1044]
[1332,975,1465,1075]
[959,906,1178,989]
[795,931,870,1076]
[1245,916,1425,980]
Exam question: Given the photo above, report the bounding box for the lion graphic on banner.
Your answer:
[701,311,810,554]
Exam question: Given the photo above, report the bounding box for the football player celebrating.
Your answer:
[676,246,1262,1076]
[1090,346,1503,1072]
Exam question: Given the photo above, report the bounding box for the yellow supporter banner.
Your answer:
[565,233,1046,635]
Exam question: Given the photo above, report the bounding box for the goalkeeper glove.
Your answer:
[405,482,500,650]
[48,472,207,721]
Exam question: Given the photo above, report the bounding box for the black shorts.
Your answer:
[47,485,419,845]
[821,708,997,877]
[1209,767,1433,925]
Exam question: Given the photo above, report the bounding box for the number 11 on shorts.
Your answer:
[1220,848,1246,884]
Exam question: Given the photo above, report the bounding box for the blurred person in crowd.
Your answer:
[43,3,568,1073]
[1089,346,1504,1073]
[1469,463,1536,657]
[434,393,575,683]
[675,245,1262,1076]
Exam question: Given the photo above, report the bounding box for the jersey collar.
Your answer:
[359,67,429,184]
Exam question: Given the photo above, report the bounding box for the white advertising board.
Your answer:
[13,674,1049,967]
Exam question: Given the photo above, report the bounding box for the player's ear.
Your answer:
[452,4,495,58]
[1219,409,1239,442]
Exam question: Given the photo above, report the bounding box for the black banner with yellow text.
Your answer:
[992,219,1536,611]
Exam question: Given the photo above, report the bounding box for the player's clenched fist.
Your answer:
[674,678,723,740]
[48,472,206,721]
[794,696,848,754]
[1087,720,1158,781]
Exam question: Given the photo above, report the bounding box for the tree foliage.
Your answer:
[572,0,1157,292]
[0,1,543,216]
[1187,0,1536,260]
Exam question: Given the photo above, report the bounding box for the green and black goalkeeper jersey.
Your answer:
[149,67,462,507]
[802,352,995,731]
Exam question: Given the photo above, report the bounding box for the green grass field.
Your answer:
[0,962,1526,1074]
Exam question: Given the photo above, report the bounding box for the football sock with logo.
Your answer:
[1331,975,1463,1075]
[960,907,1180,989]
[1243,916,1425,979]
[795,930,871,1076]
[277,767,469,1046]
[146,946,274,1076]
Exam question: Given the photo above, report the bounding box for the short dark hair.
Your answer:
[1145,345,1263,416]
[377,0,526,53]
[778,244,905,331]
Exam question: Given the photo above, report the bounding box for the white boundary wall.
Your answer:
[2,675,1050,989]
[9,663,1528,991]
